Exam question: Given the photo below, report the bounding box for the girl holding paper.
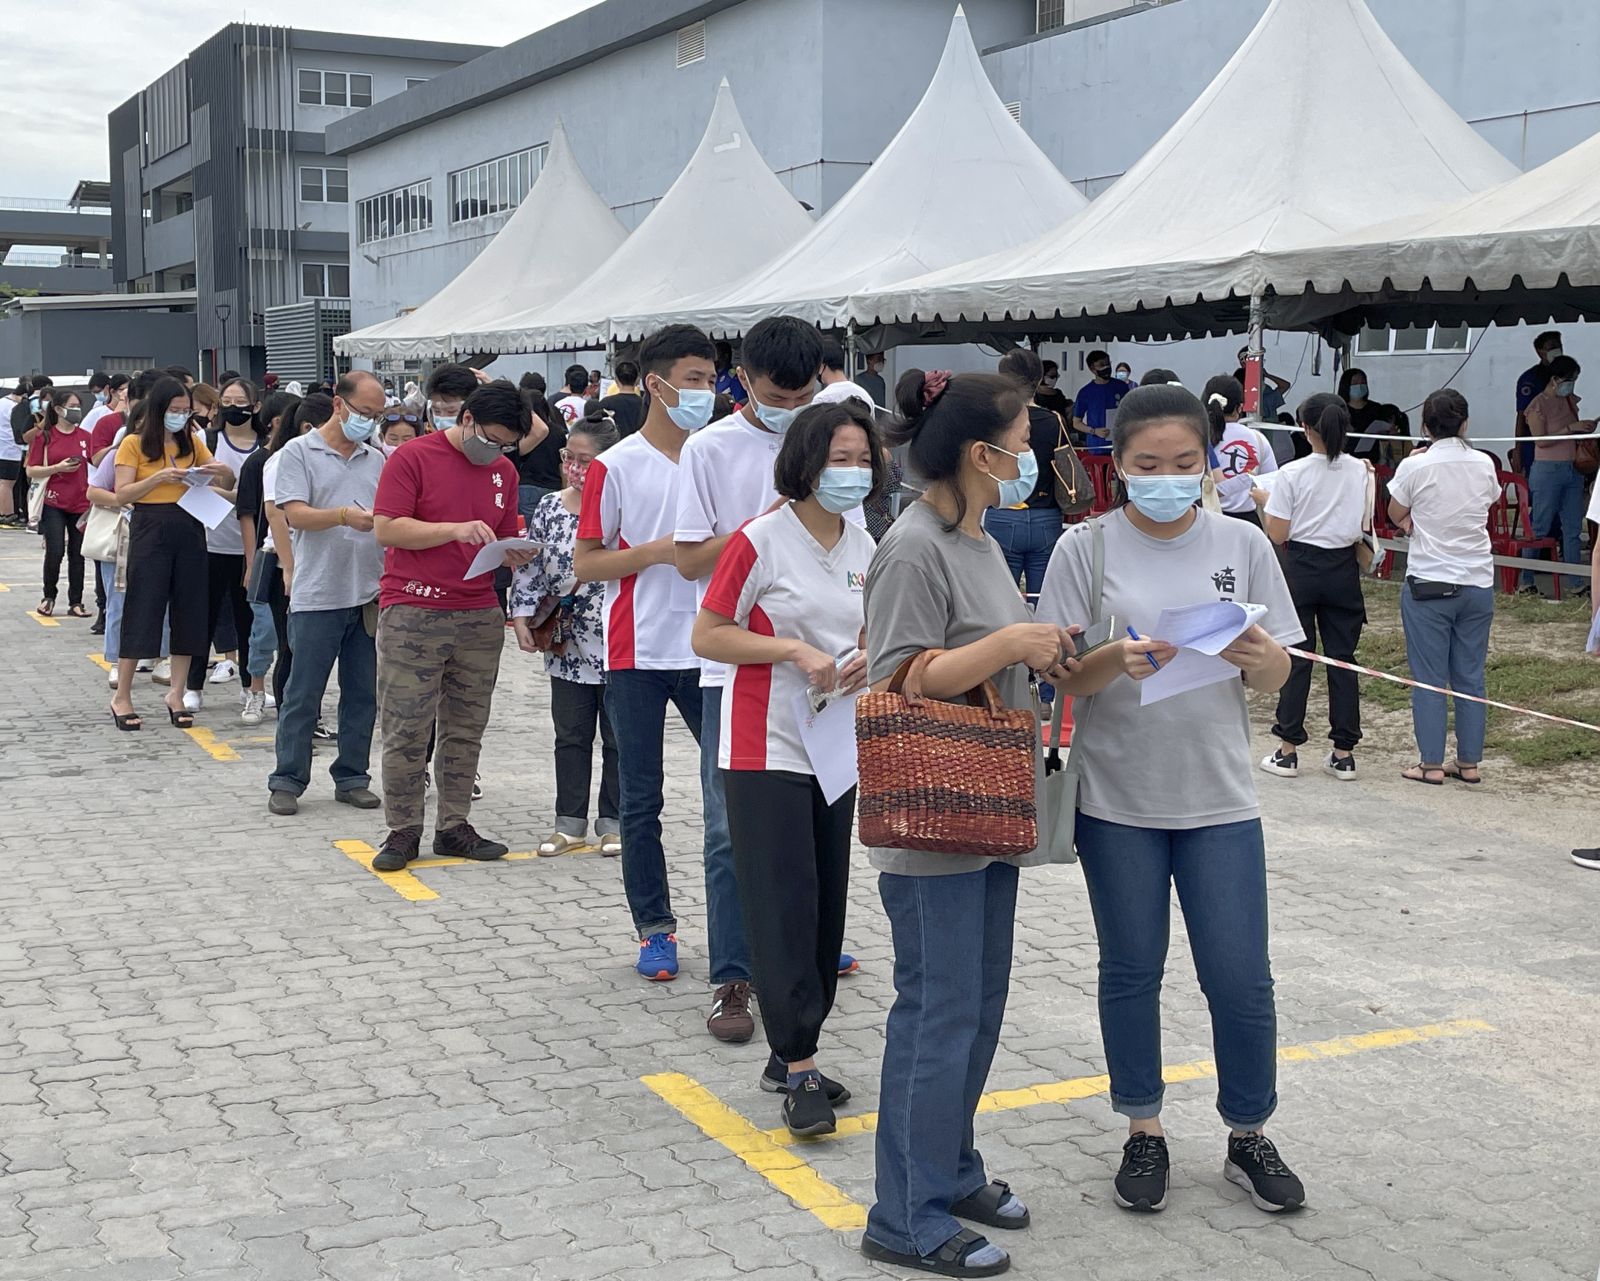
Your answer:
[691,400,882,1141]
[1036,383,1307,1217]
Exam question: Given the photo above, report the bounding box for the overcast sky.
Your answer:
[1,0,604,200]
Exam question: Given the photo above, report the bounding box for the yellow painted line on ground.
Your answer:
[757,1017,1494,1149]
[334,839,540,902]
[87,651,111,671]
[26,610,58,627]
[184,726,241,762]
[0,582,11,591]
[644,1072,868,1232]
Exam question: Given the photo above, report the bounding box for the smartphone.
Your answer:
[1072,615,1119,659]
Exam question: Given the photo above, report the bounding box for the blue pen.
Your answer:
[1127,625,1161,671]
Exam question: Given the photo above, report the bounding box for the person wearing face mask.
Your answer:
[575,324,723,994]
[182,379,267,712]
[510,412,622,859]
[692,400,882,1138]
[1337,367,1386,459]
[510,389,566,527]
[858,351,889,413]
[1513,330,1564,479]
[1073,350,1130,456]
[370,380,543,869]
[987,347,1062,594]
[1523,354,1594,599]
[110,376,235,730]
[265,373,387,815]
[1036,383,1305,1220]
[24,390,93,617]
[858,368,1079,1278]
[424,362,479,434]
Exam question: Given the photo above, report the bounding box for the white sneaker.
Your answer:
[1259,748,1299,778]
[209,659,238,684]
[152,659,171,685]
[107,667,119,689]
[137,659,153,673]
[1323,752,1358,781]
[240,691,266,726]
[472,774,484,801]
[182,689,203,713]
[264,692,277,710]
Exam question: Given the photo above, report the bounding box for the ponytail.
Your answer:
[1296,392,1349,462]
[1201,374,1243,447]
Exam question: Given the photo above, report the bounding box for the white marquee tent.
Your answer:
[335,120,627,362]
[607,6,1086,341]
[460,80,814,354]
[845,0,1520,339]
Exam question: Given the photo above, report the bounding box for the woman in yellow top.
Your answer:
[110,376,234,730]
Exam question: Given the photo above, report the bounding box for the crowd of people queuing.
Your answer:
[5,315,1597,1278]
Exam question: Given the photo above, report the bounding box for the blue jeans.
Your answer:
[983,506,1062,594]
[1399,581,1493,765]
[100,561,168,665]
[697,686,752,983]
[606,669,710,943]
[1076,814,1277,1130]
[269,606,376,796]
[518,484,552,531]
[1522,460,1586,590]
[247,601,276,681]
[867,862,1018,1258]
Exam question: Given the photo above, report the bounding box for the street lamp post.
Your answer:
[214,303,232,382]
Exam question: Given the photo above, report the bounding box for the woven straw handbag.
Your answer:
[856,649,1038,857]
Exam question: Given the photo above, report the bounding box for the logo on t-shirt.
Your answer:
[1211,566,1237,597]
[845,571,866,592]
[1218,439,1261,479]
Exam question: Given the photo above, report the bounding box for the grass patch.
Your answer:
[1485,714,1600,767]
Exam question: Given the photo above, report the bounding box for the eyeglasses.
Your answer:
[384,411,420,426]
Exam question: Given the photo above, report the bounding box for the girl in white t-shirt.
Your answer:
[692,400,882,1141]
[1204,375,1278,523]
[1259,394,1370,781]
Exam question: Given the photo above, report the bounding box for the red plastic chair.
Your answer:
[1489,471,1561,599]
[1082,455,1117,514]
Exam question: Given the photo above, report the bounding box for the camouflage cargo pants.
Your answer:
[377,603,505,832]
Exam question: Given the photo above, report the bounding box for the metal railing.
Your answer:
[1,252,110,269]
[0,195,79,212]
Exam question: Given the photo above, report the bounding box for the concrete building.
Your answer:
[108,24,488,384]
[326,0,1600,429]
[0,182,114,299]
[0,292,198,382]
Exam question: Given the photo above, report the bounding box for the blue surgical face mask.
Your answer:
[95,392,109,406]
[163,411,190,433]
[987,443,1039,509]
[1556,380,1576,398]
[750,399,799,434]
[814,466,873,514]
[657,379,715,432]
[432,413,457,430]
[1347,384,1369,402]
[1125,474,1203,523]
[342,411,377,442]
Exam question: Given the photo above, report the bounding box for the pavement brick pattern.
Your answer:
[0,533,1595,1280]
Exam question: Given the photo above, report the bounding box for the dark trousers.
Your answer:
[187,552,251,691]
[550,676,620,833]
[39,504,85,606]
[724,770,854,1064]
[269,606,376,797]
[269,574,293,706]
[1270,541,1365,752]
[11,469,25,520]
[119,504,208,658]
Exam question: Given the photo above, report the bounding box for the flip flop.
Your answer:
[37,599,54,616]
[1443,762,1482,785]
[67,604,89,618]
[1401,764,1445,786]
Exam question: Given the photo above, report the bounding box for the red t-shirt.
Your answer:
[26,425,93,513]
[89,411,125,463]
[374,430,520,611]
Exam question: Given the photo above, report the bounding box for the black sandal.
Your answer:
[36,598,54,617]
[1401,764,1444,786]
[166,704,195,729]
[951,1180,1030,1230]
[67,603,89,618]
[1443,762,1483,785]
[861,1227,1009,1277]
[109,708,142,732]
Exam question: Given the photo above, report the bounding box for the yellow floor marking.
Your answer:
[644,1073,867,1232]
[757,1017,1493,1149]
[334,839,540,902]
[183,726,241,762]
[87,651,112,671]
[27,610,58,627]
[0,582,11,591]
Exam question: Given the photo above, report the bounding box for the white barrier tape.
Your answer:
[1250,421,1600,444]
[1285,647,1600,733]
[1374,535,1593,578]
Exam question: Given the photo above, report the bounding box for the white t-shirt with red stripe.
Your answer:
[702,503,874,773]
[577,432,698,671]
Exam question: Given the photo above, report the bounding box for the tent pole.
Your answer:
[846,321,861,379]
[1243,291,1265,416]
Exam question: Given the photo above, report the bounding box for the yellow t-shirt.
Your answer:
[114,432,215,504]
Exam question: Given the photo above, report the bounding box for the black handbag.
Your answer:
[1050,412,1094,517]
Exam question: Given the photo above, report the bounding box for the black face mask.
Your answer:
[221,405,254,427]
[1092,366,1111,380]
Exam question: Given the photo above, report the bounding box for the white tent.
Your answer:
[460,80,814,354]
[845,0,1520,336]
[607,6,1086,340]
[335,120,627,361]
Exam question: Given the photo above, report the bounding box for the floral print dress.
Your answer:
[509,492,606,685]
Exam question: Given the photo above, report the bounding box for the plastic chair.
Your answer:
[1489,471,1561,599]
[1082,455,1117,514]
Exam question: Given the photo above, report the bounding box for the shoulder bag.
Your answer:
[1353,460,1387,577]
[1035,517,1104,865]
[1050,412,1095,517]
[856,649,1039,858]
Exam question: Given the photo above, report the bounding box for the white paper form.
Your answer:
[464,537,541,579]
[792,687,862,805]
[180,468,216,488]
[1138,600,1268,706]
[176,484,235,530]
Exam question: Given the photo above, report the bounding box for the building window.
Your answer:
[448,145,548,224]
[299,69,373,108]
[1355,324,1472,356]
[101,356,155,375]
[357,179,433,244]
[677,20,706,67]
[406,77,430,90]
[299,166,348,204]
[1037,0,1066,31]
[301,262,351,299]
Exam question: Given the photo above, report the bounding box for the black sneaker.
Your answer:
[1225,1133,1305,1212]
[1114,1133,1169,1212]
[372,827,422,872]
[1322,752,1357,781]
[1572,848,1600,870]
[1517,584,1542,599]
[759,1054,852,1104]
[782,1075,836,1138]
[1258,748,1299,778]
[311,719,336,741]
[433,823,508,861]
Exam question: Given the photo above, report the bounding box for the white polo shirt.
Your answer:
[1265,453,1367,550]
[1386,437,1500,589]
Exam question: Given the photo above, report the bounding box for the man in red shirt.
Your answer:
[371,380,545,871]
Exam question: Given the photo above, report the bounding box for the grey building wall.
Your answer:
[0,309,198,379]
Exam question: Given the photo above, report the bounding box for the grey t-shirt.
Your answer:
[863,500,1034,876]
[1036,508,1304,830]
[273,432,386,613]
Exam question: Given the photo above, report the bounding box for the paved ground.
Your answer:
[2,530,1598,1281]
